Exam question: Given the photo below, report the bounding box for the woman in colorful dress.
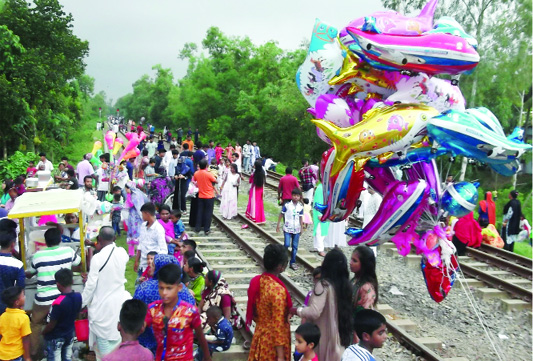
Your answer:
[234,141,242,171]
[199,270,240,330]
[220,163,240,219]
[215,143,224,165]
[245,160,266,224]
[247,244,291,361]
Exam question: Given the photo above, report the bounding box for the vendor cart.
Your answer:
[7,189,87,310]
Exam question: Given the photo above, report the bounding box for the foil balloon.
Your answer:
[112,138,124,155]
[121,147,140,161]
[421,255,458,303]
[367,146,448,167]
[386,73,466,112]
[441,181,479,217]
[347,179,427,245]
[488,159,521,177]
[428,108,532,169]
[404,159,442,203]
[345,27,479,75]
[309,94,357,145]
[296,19,344,107]
[313,103,440,176]
[322,160,365,222]
[91,141,102,155]
[428,16,478,49]
[104,131,116,150]
[118,135,141,162]
[342,0,438,37]
[89,156,102,168]
[363,165,398,195]
[391,228,417,256]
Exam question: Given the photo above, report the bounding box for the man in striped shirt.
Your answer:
[26,227,81,359]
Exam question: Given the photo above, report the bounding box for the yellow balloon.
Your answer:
[112,141,123,155]
[312,103,440,176]
[91,141,102,155]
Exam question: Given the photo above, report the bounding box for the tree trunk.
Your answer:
[2,140,7,161]
[26,123,36,153]
[512,90,526,189]
[459,157,468,181]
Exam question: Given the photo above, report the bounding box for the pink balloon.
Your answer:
[391,229,416,256]
[404,159,441,214]
[348,179,427,245]
[138,131,147,141]
[118,135,140,162]
[363,165,398,195]
[114,137,124,145]
[104,131,116,150]
[341,0,438,36]
[124,132,134,141]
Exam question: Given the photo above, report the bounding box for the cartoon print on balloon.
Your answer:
[387,115,408,132]
[358,129,376,145]
[296,19,344,106]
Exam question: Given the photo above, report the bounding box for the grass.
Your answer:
[115,233,138,295]
[514,242,532,259]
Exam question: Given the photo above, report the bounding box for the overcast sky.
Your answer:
[60,0,385,103]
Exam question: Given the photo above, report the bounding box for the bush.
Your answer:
[0,151,38,180]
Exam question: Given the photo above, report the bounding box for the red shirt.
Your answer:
[145,300,201,361]
[278,174,300,201]
[192,169,216,199]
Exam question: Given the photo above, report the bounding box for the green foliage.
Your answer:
[0,151,37,180]
[118,27,326,165]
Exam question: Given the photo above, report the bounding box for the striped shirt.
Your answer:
[29,246,81,305]
[341,344,376,361]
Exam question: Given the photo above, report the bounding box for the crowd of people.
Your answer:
[0,119,531,361]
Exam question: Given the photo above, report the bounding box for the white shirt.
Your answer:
[167,156,178,177]
[37,159,54,172]
[138,221,167,270]
[242,144,251,157]
[341,344,376,361]
[264,158,276,169]
[96,168,109,192]
[146,142,157,158]
[82,244,130,340]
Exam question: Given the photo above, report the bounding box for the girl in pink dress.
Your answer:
[246,160,266,224]
[215,143,224,165]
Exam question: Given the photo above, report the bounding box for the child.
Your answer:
[157,205,175,255]
[195,306,233,361]
[27,161,38,178]
[145,263,211,361]
[169,210,187,263]
[294,322,320,361]
[180,239,197,257]
[102,299,153,361]
[302,198,313,230]
[0,224,25,314]
[139,251,157,284]
[0,287,31,361]
[42,269,82,361]
[144,158,157,186]
[181,250,196,287]
[276,188,304,270]
[342,309,387,361]
[208,159,219,179]
[185,258,206,305]
[111,193,123,236]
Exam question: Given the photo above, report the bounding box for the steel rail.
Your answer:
[477,244,533,269]
[465,247,532,280]
[459,263,532,302]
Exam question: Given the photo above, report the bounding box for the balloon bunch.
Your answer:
[296,0,531,302]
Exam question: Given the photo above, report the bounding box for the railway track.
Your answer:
[180,202,453,361]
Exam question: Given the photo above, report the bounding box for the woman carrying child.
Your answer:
[220,163,240,219]
[199,270,240,330]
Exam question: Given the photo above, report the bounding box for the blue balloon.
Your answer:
[441,181,479,217]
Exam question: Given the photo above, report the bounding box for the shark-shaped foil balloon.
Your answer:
[312,103,439,176]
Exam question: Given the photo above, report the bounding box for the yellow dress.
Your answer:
[248,275,291,361]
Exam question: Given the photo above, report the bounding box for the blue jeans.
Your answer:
[112,221,121,236]
[45,336,73,361]
[284,232,300,265]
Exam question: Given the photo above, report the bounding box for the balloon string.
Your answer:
[455,270,506,361]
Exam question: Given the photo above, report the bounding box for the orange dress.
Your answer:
[248,275,291,361]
